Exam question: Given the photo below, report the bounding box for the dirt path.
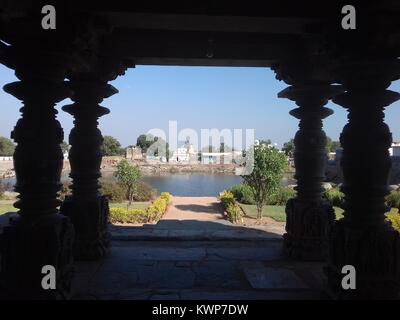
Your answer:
[162,196,226,222]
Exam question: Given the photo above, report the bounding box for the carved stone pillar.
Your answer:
[274,54,343,261]
[60,60,128,261]
[60,75,115,260]
[0,48,74,299]
[325,60,400,299]
[278,84,342,260]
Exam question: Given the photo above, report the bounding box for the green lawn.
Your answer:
[239,203,345,222]
[0,200,17,215]
[109,201,150,210]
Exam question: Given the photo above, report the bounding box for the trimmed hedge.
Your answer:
[109,192,170,224]
[386,191,400,209]
[387,212,400,233]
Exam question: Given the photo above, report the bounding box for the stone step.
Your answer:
[75,288,325,300]
[110,228,283,242]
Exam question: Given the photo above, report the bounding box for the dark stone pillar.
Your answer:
[0,49,75,299]
[325,60,400,299]
[278,84,342,260]
[60,73,118,260]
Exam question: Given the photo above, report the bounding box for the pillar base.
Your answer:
[324,219,400,299]
[284,198,334,261]
[0,214,74,300]
[60,195,111,261]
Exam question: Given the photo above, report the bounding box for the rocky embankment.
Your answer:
[138,163,238,175]
[0,156,240,179]
[100,157,238,175]
[0,160,14,179]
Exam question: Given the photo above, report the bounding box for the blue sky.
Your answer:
[1,64,400,149]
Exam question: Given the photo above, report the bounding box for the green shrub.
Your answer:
[109,207,148,224]
[386,191,400,209]
[226,185,295,206]
[109,207,128,223]
[267,187,296,205]
[58,181,71,201]
[228,184,255,204]
[160,192,170,202]
[218,190,244,223]
[225,201,243,223]
[218,191,236,207]
[101,179,157,203]
[109,192,171,224]
[324,188,344,207]
[101,180,126,202]
[0,181,5,200]
[386,212,400,233]
[133,181,157,201]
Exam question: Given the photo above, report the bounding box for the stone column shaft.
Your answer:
[0,48,75,299]
[279,84,342,260]
[326,60,400,299]
[60,75,117,260]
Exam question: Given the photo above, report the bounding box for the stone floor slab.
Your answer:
[241,262,309,289]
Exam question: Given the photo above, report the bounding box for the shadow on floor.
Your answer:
[174,202,224,214]
[109,218,284,241]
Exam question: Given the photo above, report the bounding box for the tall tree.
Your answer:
[60,141,70,153]
[101,136,124,156]
[326,136,341,153]
[282,139,295,157]
[114,159,142,208]
[136,134,155,153]
[0,137,15,156]
[258,139,272,146]
[241,144,287,219]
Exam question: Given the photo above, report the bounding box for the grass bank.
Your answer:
[239,203,345,222]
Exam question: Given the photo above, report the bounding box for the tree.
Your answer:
[60,141,70,153]
[114,159,142,208]
[241,145,287,219]
[326,136,341,153]
[219,142,232,152]
[101,136,124,156]
[136,134,169,160]
[0,137,15,156]
[136,134,155,153]
[282,139,295,157]
[258,139,272,146]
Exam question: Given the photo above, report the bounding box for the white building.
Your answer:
[201,151,242,164]
[170,143,197,163]
[390,142,400,157]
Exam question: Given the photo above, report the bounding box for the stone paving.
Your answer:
[72,239,328,300]
[110,196,285,241]
[1,198,328,300]
[74,198,327,300]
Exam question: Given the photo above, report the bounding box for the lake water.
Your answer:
[143,174,242,196]
[1,173,295,197]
